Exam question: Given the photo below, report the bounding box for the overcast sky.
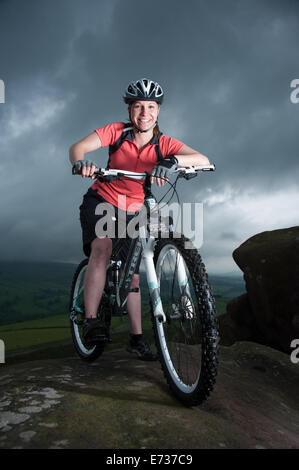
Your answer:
[0,0,298,275]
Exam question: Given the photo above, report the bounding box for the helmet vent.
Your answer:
[123,78,164,104]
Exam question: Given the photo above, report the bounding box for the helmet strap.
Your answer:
[133,121,157,134]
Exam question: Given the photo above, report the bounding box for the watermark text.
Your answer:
[94,197,203,249]
[0,79,4,104]
[0,339,5,363]
[290,79,299,104]
[290,339,299,364]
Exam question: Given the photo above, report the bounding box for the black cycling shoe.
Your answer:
[83,318,111,345]
[126,335,158,361]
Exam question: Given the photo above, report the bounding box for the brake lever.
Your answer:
[184,172,198,180]
[94,168,118,182]
[177,170,198,180]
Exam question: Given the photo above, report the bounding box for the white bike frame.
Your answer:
[94,164,215,324]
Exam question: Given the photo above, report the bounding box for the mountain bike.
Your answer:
[69,165,219,406]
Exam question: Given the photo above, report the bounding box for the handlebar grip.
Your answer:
[72,166,80,175]
[200,164,216,171]
[72,164,100,176]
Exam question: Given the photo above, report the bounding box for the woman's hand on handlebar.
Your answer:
[150,155,178,187]
[72,160,97,179]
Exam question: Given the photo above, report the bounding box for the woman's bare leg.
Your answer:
[126,273,142,334]
[83,237,112,318]
[85,245,142,334]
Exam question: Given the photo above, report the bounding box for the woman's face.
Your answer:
[129,100,160,132]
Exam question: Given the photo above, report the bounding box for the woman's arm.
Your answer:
[175,144,210,167]
[69,132,102,178]
[69,132,102,164]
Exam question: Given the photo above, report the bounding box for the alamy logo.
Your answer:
[290,79,299,104]
[290,339,299,364]
[94,198,204,249]
[0,79,4,104]
[0,339,5,363]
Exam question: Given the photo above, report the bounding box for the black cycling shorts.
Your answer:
[79,188,141,274]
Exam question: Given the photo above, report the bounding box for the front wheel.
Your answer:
[69,259,109,362]
[152,235,219,406]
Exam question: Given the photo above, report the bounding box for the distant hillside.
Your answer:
[0,261,76,284]
[0,261,76,325]
[208,274,245,298]
[0,261,245,325]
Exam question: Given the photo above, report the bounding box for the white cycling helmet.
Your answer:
[123,78,164,104]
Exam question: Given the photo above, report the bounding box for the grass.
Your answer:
[0,314,71,353]
[1,312,152,366]
[0,292,239,358]
[0,280,69,326]
[0,305,152,355]
[0,260,245,364]
[215,297,232,316]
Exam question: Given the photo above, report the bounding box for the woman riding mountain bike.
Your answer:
[69,78,211,361]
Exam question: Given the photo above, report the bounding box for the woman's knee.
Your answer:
[90,237,112,261]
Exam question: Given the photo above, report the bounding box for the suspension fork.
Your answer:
[172,249,192,299]
[140,178,166,323]
[140,234,166,323]
[142,235,193,322]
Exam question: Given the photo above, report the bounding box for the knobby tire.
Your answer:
[69,258,106,362]
[152,234,219,406]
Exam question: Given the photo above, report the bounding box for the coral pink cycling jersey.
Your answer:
[91,122,184,211]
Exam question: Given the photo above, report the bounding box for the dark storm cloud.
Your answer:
[64,0,299,188]
[0,0,298,272]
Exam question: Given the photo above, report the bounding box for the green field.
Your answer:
[208,274,245,317]
[0,261,74,325]
[0,261,245,358]
[0,314,70,352]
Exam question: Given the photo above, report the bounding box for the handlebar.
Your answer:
[72,164,216,180]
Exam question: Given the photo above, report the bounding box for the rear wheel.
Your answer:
[152,235,219,406]
[69,259,110,362]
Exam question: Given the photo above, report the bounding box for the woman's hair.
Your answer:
[153,123,161,136]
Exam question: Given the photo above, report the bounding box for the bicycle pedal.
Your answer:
[84,334,111,346]
[113,305,128,316]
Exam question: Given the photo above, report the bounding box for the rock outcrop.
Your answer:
[0,342,298,449]
[219,226,299,354]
